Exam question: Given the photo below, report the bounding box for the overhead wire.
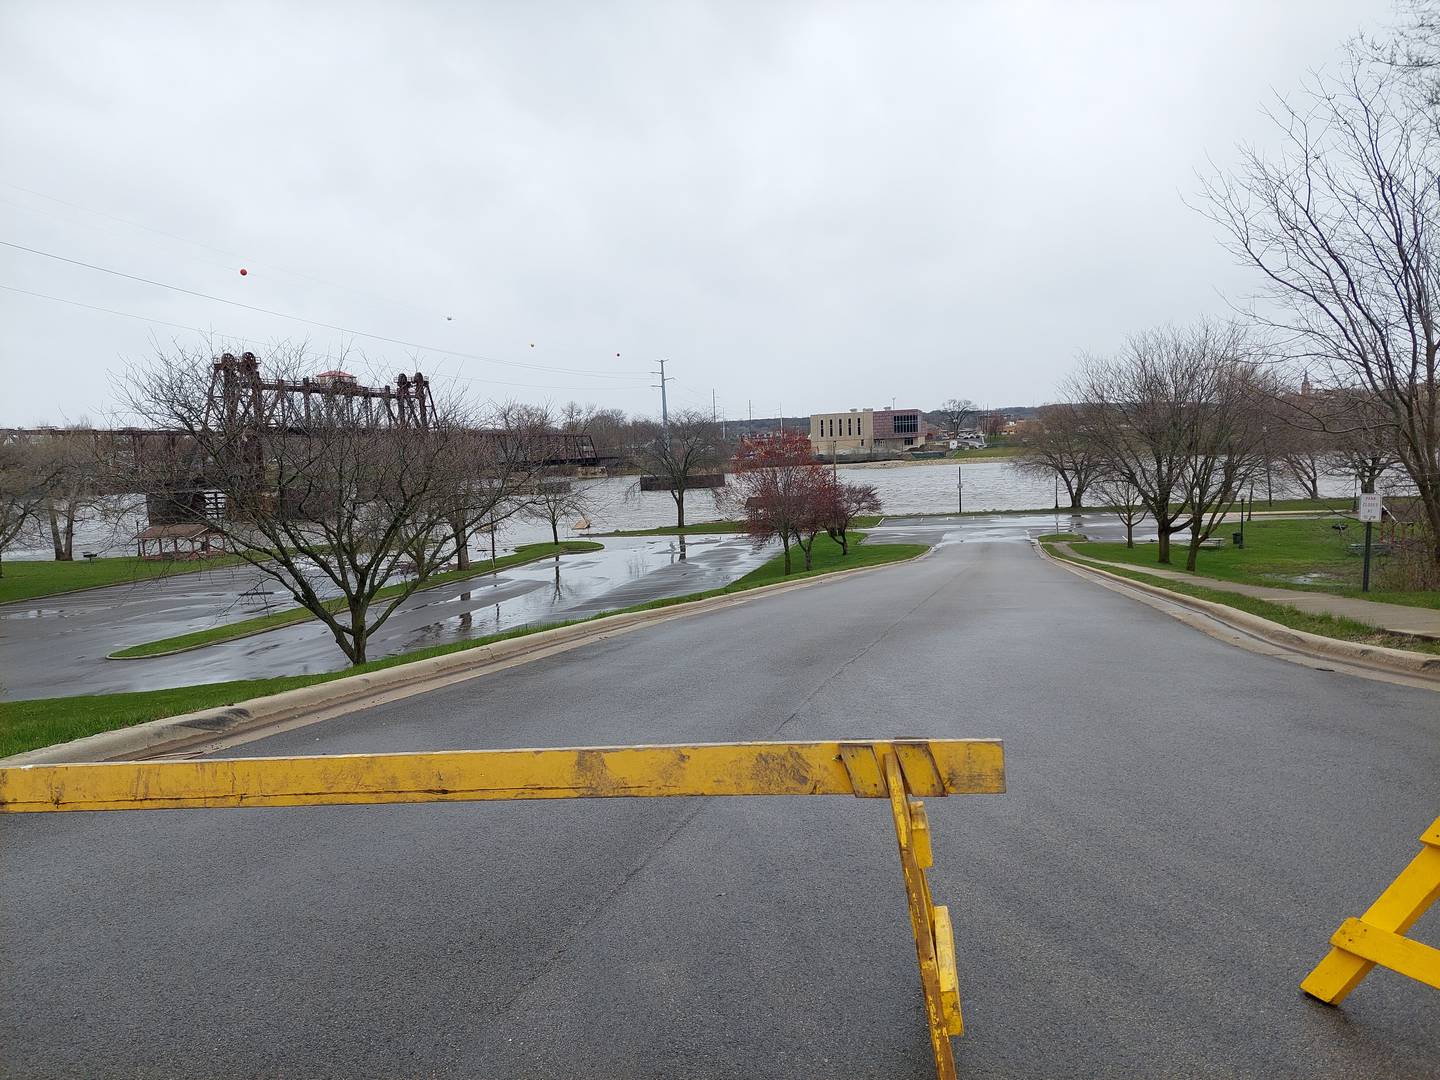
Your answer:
[3,181,442,321]
[0,282,652,394]
[0,238,651,381]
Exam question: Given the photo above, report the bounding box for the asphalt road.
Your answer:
[0,510,1114,700]
[3,538,1437,1079]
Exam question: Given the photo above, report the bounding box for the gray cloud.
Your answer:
[0,0,1395,426]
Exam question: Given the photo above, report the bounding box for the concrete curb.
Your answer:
[3,550,924,766]
[1039,544,1440,684]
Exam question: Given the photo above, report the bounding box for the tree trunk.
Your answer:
[551,518,560,545]
[349,605,368,666]
[48,505,71,561]
[1185,535,1201,572]
[782,535,791,574]
[62,507,75,560]
[1157,528,1172,564]
[838,529,849,555]
[453,521,470,571]
[1125,520,1134,548]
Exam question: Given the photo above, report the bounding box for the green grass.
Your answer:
[1,532,927,758]
[731,531,924,587]
[1044,544,1440,658]
[1068,517,1439,611]
[0,554,246,606]
[109,541,604,658]
[1035,533,1085,543]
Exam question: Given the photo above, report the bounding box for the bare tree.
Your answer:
[631,408,723,534]
[120,345,521,666]
[1015,403,1105,509]
[1175,360,1272,570]
[935,398,977,435]
[441,402,552,571]
[1092,472,1148,549]
[1197,55,1440,562]
[0,434,59,576]
[30,426,106,561]
[1069,321,1267,567]
[523,475,593,545]
[1323,387,1402,495]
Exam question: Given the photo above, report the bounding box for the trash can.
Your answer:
[1232,532,1244,549]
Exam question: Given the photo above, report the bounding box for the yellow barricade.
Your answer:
[0,738,1004,1080]
[1301,814,1440,1004]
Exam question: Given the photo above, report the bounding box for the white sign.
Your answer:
[1358,492,1382,522]
[948,439,959,450]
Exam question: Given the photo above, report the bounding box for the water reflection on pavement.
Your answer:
[0,536,771,700]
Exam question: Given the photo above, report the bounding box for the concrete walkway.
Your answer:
[1055,543,1440,640]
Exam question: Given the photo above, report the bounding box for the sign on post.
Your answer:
[1358,492,1382,522]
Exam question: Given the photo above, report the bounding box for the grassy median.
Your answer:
[1,532,925,758]
[1044,543,1440,657]
[0,555,246,606]
[1068,517,1439,610]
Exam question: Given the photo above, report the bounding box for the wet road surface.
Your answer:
[0,511,1120,700]
[2,537,1436,1078]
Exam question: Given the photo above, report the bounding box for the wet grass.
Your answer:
[109,541,605,658]
[0,554,244,606]
[1044,544,1440,657]
[1,533,926,758]
[1068,518,1439,610]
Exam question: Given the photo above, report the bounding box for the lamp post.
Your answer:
[957,466,963,515]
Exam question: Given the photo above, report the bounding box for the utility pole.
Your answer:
[653,359,673,431]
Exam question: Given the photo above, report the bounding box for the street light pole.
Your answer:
[957,466,963,514]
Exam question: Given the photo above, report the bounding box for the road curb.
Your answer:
[3,550,924,766]
[1039,544,1440,684]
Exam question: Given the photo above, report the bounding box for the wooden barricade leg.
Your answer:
[884,753,963,1080]
[1301,815,1440,1004]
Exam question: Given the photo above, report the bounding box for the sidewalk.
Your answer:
[1054,543,1440,640]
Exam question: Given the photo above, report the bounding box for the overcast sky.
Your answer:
[0,1,1400,427]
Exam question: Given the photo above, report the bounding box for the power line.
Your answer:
[2,181,442,321]
[0,282,652,394]
[0,238,651,381]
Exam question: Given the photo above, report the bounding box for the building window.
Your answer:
[893,413,919,435]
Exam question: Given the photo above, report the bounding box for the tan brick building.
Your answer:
[809,407,927,453]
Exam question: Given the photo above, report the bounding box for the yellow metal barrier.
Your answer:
[1301,814,1440,1004]
[0,738,1003,1080]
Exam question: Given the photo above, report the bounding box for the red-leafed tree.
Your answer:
[729,431,832,574]
[821,480,881,556]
